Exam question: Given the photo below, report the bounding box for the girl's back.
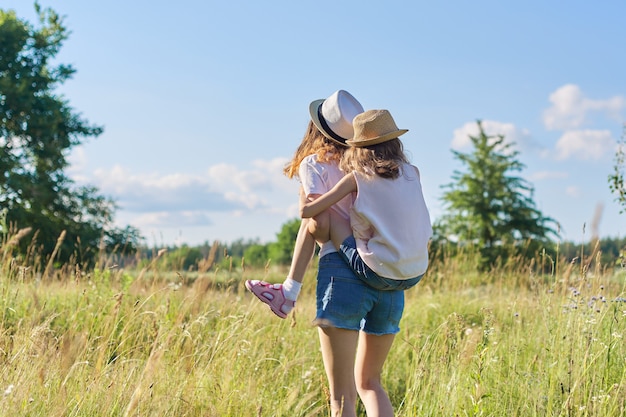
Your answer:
[350,162,432,279]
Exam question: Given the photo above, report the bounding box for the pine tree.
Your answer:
[436,120,557,267]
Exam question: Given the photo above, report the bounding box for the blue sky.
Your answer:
[4,1,625,247]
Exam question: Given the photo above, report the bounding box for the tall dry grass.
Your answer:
[0,236,624,416]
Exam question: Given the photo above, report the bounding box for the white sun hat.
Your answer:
[309,90,364,145]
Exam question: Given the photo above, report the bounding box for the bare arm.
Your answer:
[300,173,357,218]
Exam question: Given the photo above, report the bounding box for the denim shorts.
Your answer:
[338,236,423,291]
[315,252,404,335]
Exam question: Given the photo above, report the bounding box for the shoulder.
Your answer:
[299,154,322,173]
[401,163,420,179]
[299,154,318,167]
[301,154,341,173]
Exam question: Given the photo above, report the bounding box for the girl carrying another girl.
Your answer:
[301,108,432,293]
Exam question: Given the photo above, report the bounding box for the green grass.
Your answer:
[0,255,624,416]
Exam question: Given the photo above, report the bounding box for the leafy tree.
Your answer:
[226,237,262,259]
[435,120,558,267]
[608,125,626,213]
[159,245,204,270]
[0,4,141,265]
[243,243,269,267]
[559,236,626,269]
[267,218,301,265]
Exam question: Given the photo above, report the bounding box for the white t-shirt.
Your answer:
[299,154,352,258]
[350,163,432,279]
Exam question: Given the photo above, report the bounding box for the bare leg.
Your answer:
[287,217,316,284]
[318,327,359,417]
[287,187,329,283]
[308,208,329,243]
[245,189,316,317]
[354,332,396,416]
[328,209,353,251]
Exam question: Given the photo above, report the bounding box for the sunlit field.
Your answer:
[1,246,625,416]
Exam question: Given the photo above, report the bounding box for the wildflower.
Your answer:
[302,367,315,382]
[592,394,611,402]
[4,384,14,396]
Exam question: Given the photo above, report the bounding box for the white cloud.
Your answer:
[543,84,625,131]
[554,129,615,160]
[223,190,266,210]
[93,166,200,193]
[70,158,299,233]
[24,143,301,244]
[131,211,213,227]
[208,158,291,194]
[451,120,533,152]
[82,159,295,214]
[89,165,236,212]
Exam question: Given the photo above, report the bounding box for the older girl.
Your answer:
[300,109,432,417]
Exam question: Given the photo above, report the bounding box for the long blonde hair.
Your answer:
[283,121,346,179]
[340,138,409,179]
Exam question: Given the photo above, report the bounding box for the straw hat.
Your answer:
[309,90,364,145]
[347,109,408,147]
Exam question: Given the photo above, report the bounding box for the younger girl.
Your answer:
[301,108,432,293]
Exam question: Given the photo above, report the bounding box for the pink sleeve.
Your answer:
[299,157,327,197]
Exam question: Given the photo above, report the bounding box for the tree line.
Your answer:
[1,4,624,272]
[142,227,625,274]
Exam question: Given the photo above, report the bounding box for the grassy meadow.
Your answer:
[0,246,625,416]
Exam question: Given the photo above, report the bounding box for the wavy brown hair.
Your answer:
[283,120,346,179]
[340,138,409,179]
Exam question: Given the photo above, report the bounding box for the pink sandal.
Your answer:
[245,280,295,319]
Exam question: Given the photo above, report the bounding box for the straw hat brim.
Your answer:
[346,129,408,147]
[309,99,348,146]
